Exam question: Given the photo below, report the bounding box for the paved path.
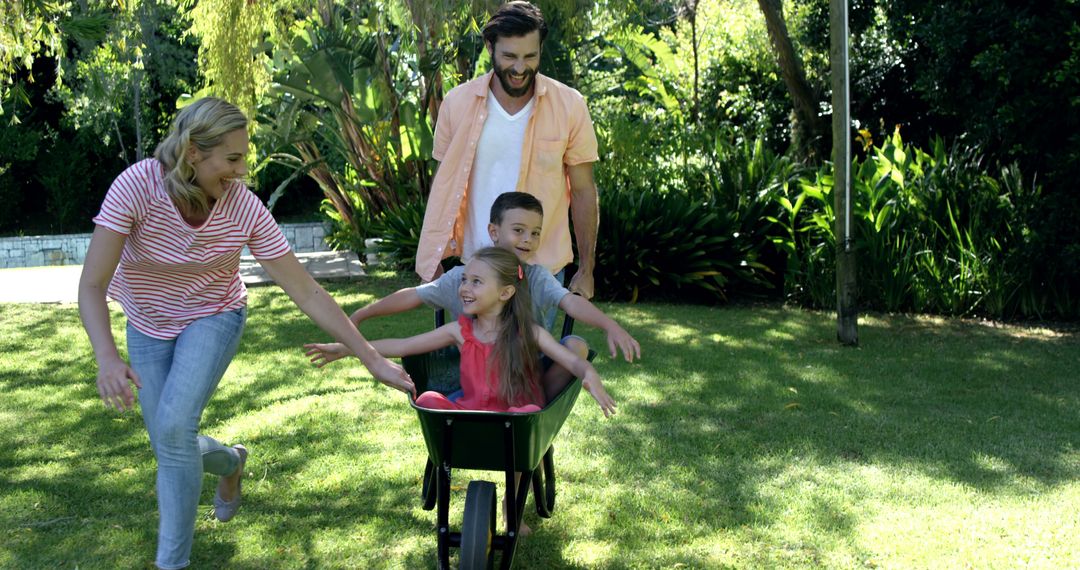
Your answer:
[0,251,365,304]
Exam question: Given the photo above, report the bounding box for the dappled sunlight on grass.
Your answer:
[3,274,1079,568]
[561,538,615,566]
[859,485,1080,568]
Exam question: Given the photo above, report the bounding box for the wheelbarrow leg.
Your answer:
[437,419,454,570]
[498,420,533,570]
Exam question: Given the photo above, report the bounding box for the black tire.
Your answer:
[421,458,437,511]
[460,480,496,570]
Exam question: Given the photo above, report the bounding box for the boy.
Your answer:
[312,192,640,401]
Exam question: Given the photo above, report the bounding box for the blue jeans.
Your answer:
[127,308,247,569]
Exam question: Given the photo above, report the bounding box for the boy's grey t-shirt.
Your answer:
[415,264,569,330]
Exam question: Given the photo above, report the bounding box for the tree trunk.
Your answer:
[686,0,700,123]
[757,0,827,159]
[830,0,858,345]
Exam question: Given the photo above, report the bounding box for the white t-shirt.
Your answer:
[462,92,535,259]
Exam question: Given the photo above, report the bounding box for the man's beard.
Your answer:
[494,63,537,98]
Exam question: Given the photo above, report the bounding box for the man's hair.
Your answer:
[483,1,548,47]
[490,192,544,225]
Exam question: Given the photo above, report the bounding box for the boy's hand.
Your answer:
[606,325,641,363]
[582,369,616,418]
[303,342,351,368]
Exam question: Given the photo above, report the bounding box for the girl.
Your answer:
[79,97,414,570]
[306,246,616,417]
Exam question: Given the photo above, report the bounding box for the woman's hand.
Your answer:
[303,342,351,368]
[304,342,415,396]
[364,355,416,398]
[582,369,616,418]
[96,357,142,412]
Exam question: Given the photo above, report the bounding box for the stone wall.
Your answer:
[0,222,332,269]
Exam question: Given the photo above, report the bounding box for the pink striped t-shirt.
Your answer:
[93,159,291,339]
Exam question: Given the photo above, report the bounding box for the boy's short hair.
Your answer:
[483,1,548,46]
[491,192,544,225]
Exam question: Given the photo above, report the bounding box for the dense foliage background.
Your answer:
[2,0,1077,318]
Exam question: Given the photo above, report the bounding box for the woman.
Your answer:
[78,97,414,569]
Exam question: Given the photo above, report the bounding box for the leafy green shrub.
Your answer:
[0,122,40,234]
[368,197,427,273]
[697,133,802,297]
[594,127,796,303]
[597,187,724,302]
[778,130,1060,319]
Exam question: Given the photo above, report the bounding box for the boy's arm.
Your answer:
[350,288,425,326]
[534,326,616,417]
[558,293,641,362]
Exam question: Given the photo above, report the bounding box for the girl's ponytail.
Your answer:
[471,247,540,406]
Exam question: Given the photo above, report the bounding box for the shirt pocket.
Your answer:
[533,138,567,175]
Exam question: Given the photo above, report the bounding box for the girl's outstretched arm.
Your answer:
[261,252,414,396]
[305,323,462,366]
[534,326,616,417]
[370,323,460,357]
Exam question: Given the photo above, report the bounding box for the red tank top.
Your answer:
[456,315,544,412]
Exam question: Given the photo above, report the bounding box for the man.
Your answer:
[415,0,600,298]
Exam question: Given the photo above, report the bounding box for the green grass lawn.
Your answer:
[2,272,1078,569]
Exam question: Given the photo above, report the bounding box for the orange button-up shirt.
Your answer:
[415,71,599,281]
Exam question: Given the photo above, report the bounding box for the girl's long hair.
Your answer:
[472,247,540,407]
[153,97,248,219]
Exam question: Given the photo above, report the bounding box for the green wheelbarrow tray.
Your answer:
[401,309,594,569]
[402,347,585,472]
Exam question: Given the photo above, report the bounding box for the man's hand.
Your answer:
[567,268,595,299]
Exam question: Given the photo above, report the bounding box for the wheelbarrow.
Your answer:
[402,313,592,569]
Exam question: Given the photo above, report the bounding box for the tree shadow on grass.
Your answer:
[0,278,447,568]
[6,283,1078,567]
[569,303,1079,565]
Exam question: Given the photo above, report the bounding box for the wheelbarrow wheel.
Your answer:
[460,480,496,570]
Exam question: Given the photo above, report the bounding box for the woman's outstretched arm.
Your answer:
[259,251,415,396]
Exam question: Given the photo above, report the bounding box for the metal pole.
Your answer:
[831,0,858,345]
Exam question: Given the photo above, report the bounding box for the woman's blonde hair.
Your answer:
[153,97,248,218]
[471,247,540,408]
